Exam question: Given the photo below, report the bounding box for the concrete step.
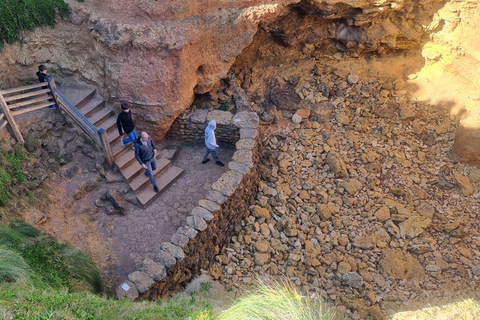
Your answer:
[78,97,105,118]
[58,83,96,109]
[136,166,184,208]
[88,109,114,127]
[128,157,172,192]
[124,156,168,183]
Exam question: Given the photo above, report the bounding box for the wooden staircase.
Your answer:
[59,83,184,208]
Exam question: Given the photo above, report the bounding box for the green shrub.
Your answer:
[0,0,70,49]
[218,278,336,320]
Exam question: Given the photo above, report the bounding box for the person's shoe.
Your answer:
[49,105,56,109]
[153,185,159,193]
[216,161,224,167]
[202,159,210,164]
[121,139,126,147]
[132,146,135,150]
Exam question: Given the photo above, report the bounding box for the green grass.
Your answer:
[0,143,44,207]
[0,0,70,49]
[0,283,213,319]
[0,220,104,294]
[218,278,337,320]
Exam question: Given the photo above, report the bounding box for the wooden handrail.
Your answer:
[0,91,24,143]
[54,88,100,143]
[0,77,114,166]
[4,88,51,103]
[0,82,48,95]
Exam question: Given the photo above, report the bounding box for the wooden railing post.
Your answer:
[0,92,24,144]
[98,128,114,166]
[45,75,62,113]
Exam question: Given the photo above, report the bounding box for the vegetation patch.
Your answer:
[0,142,48,214]
[218,278,337,320]
[0,0,70,49]
[0,220,104,294]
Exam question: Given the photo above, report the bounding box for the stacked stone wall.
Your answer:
[166,109,240,147]
[116,110,260,300]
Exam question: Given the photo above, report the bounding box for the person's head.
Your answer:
[38,65,47,74]
[121,103,129,112]
[140,132,149,142]
[207,120,216,130]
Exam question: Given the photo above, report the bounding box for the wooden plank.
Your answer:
[0,93,23,143]
[0,82,48,95]
[0,120,7,132]
[4,88,51,102]
[0,113,4,121]
[8,94,52,109]
[11,101,52,116]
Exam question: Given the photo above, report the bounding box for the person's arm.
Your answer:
[116,115,123,135]
[134,145,143,166]
[151,139,157,155]
[135,145,148,169]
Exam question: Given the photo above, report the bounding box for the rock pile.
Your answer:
[212,61,480,319]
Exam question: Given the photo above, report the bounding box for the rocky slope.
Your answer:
[211,54,480,319]
[0,0,445,141]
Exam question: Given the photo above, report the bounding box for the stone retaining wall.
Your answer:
[166,109,240,146]
[116,110,260,300]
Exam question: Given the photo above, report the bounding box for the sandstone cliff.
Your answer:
[0,0,448,140]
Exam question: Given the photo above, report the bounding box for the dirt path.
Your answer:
[32,141,234,292]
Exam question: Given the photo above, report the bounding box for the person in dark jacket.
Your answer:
[36,65,48,83]
[134,132,159,193]
[116,103,137,149]
[36,65,55,109]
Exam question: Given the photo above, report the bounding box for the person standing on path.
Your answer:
[134,132,159,193]
[36,65,56,109]
[116,103,137,149]
[202,120,224,167]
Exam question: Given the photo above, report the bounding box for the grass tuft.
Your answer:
[0,247,32,283]
[218,277,336,320]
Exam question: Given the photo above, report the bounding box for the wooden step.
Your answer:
[58,84,96,109]
[78,97,105,117]
[107,128,124,146]
[88,109,114,127]
[111,139,133,160]
[136,166,184,208]
[123,155,167,183]
[115,148,138,170]
[128,157,172,192]
[99,117,117,133]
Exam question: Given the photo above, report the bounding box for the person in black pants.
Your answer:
[36,65,55,109]
[134,132,159,193]
[116,103,137,149]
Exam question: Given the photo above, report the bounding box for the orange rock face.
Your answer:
[0,0,445,140]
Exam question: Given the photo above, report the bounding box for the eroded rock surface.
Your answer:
[0,0,446,140]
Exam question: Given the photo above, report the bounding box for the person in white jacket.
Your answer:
[202,120,224,167]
